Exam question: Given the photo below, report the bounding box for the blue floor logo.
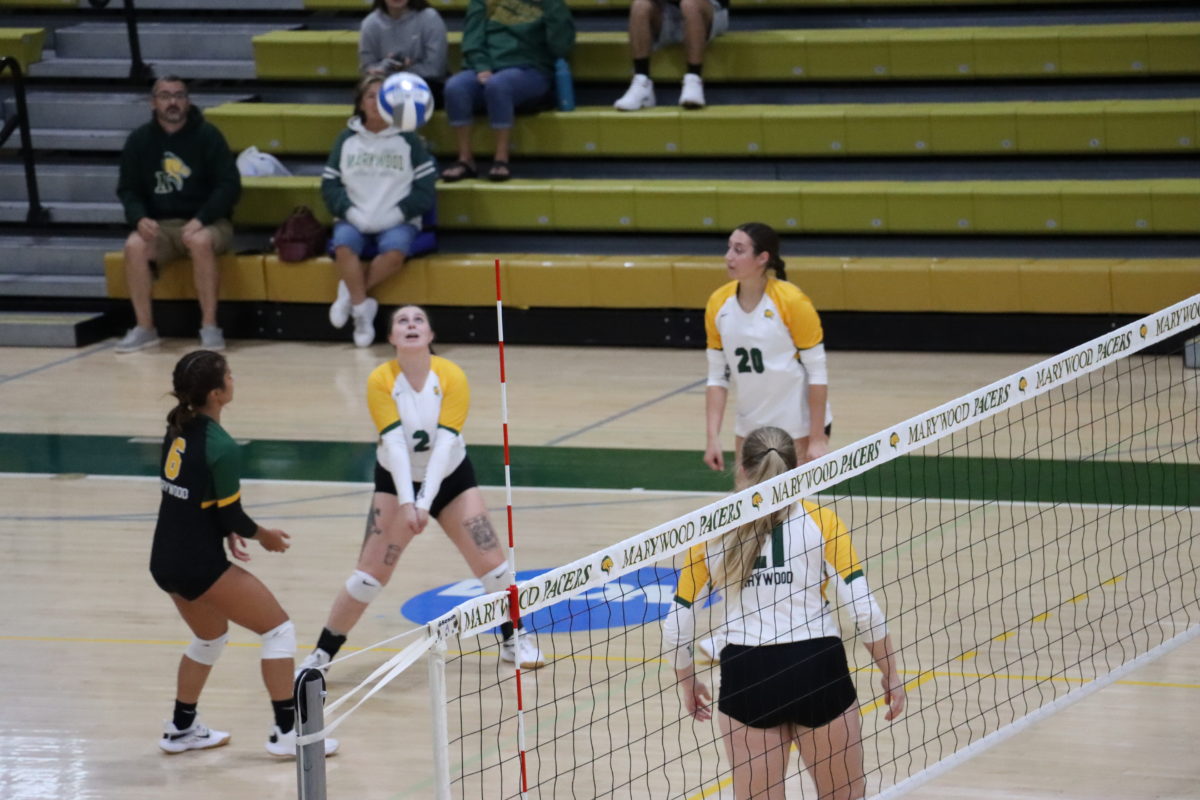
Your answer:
[401,567,717,633]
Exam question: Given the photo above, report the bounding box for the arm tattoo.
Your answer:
[384,544,403,566]
[464,514,500,552]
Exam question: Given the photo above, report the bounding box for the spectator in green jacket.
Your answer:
[439,0,574,183]
[114,76,241,353]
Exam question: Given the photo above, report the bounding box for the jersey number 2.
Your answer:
[413,430,430,452]
[164,437,186,480]
[735,347,765,374]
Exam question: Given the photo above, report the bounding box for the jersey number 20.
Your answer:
[735,347,765,374]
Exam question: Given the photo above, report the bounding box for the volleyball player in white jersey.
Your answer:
[703,222,833,472]
[664,427,905,800]
[298,305,545,672]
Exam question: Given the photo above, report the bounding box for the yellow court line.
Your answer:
[685,776,733,800]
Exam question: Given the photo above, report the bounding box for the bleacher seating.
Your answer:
[103,251,1200,315]
[227,176,1197,235]
[3,0,1198,349]
[251,23,1200,82]
[205,99,1200,157]
[0,28,46,72]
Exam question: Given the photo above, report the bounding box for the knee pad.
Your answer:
[261,620,296,660]
[184,633,228,666]
[480,562,514,595]
[345,569,384,604]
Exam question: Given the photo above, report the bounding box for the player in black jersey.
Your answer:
[150,350,338,758]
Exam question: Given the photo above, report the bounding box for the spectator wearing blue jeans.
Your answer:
[322,76,436,347]
[439,0,574,182]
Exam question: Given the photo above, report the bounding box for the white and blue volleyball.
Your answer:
[377,72,434,132]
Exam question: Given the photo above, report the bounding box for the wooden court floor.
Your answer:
[0,338,1197,800]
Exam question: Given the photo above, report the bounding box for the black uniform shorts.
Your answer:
[150,534,231,602]
[373,455,478,518]
[718,637,858,729]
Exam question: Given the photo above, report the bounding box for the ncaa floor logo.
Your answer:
[401,567,718,632]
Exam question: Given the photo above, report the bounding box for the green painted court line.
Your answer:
[0,433,1195,505]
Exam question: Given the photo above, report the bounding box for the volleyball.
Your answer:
[377,72,434,132]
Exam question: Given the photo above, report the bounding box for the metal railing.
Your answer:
[88,0,155,83]
[0,56,50,226]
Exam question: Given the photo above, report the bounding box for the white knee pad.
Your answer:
[345,569,384,604]
[480,562,514,595]
[261,620,296,660]
[185,633,228,666]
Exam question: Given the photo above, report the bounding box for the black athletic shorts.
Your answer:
[718,637,858,729]
[150,536,231,602]
[373,455,478,518]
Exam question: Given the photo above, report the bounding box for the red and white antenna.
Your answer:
[494,258,529,797]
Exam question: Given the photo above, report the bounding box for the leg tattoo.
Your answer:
[464,514,500,552]
[361,504,382,547]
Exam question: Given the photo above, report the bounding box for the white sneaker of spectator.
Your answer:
[329,280,352,329]
[351,297,378,348]
[680,74,706,110]
[614,74,656,111]
[199,325,226,351]
[115,326,160,353]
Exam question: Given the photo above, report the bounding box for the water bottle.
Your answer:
[554,58,575,112]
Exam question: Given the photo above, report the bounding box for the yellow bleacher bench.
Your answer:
[103,252,1200,316]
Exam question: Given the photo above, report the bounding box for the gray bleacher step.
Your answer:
[2,164,118,204]
[0,235,123,276]
[0,273,109,298]
[54,22,291,61]
[0,310,113,347]
[28,55,258,81]
[4,91,256,133]
[1,128,129,152]
[0,201,122,225]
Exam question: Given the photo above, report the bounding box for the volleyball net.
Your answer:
[299,294,1200,799]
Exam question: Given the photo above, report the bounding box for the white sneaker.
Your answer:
[613,74,655,111]
[159,718,230,754]
[696,633,726,666]
[351,297,378,348]
[680,74,706,110]
[199,325,226,351]
[499,635,546,669]
[115,325,160,353]
[265,724,340,758]
[295,648,332,680]
[329,280,352,329]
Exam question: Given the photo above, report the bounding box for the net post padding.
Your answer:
[450,293,1200,638]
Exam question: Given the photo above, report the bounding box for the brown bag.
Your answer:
[272,206,328,262]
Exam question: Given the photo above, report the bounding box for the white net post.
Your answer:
[428,632,453,800]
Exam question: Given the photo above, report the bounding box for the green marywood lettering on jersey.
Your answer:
[0,433,1195,506]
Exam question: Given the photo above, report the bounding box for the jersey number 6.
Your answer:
[164,437,187,480]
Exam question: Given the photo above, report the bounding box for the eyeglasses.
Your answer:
[154,91,189,101]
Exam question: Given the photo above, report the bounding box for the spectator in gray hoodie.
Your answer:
[359,0,449,101]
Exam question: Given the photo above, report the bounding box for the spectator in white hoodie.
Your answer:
[321,76,437,347]
[359,0,449,102]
